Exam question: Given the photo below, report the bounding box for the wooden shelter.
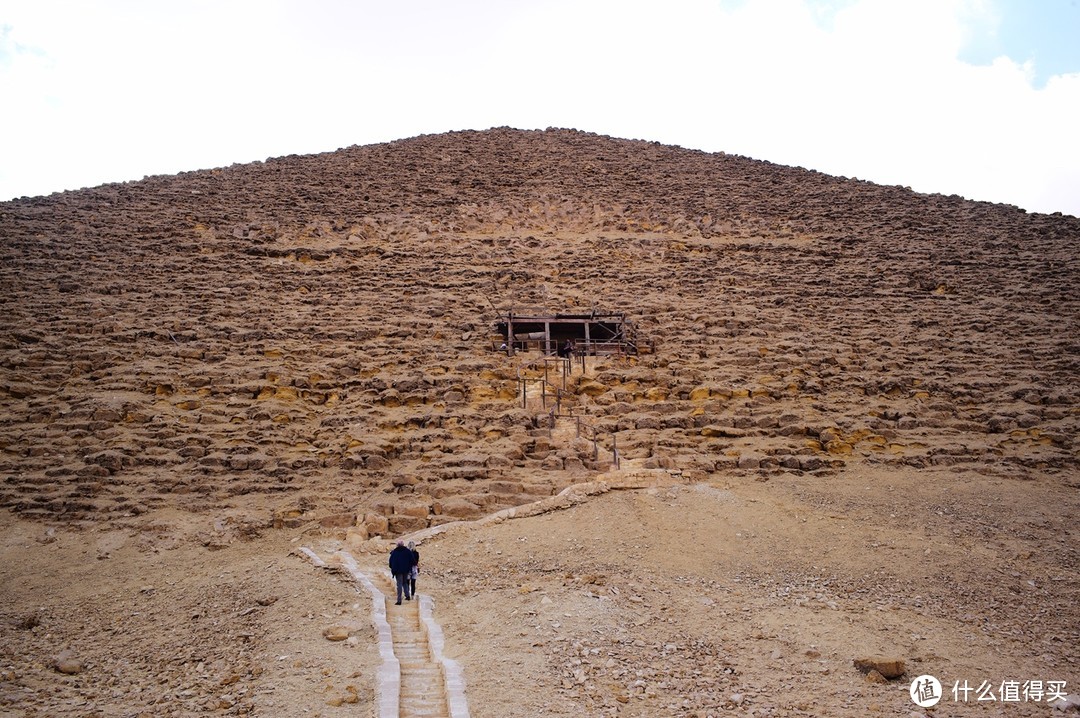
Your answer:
[494,311,646,356]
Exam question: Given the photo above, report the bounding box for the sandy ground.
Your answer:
[2,462,1076,717]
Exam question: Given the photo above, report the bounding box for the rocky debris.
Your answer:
[853,656,906,679]
[0,530,381,717]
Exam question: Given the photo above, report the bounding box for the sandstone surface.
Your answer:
[0,128,1077,716]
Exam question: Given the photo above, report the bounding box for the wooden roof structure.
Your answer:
[494,310,645,356]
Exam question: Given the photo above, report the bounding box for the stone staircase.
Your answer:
[317,550,469,718]
[384,587,452,718]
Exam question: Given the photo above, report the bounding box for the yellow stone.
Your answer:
[580,381,610,397]
[644,387,667,400]
[826,440,853,454]
[848,428,874,442]
[689,387,711,401]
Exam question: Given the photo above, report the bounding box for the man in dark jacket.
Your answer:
[388,540,414,605]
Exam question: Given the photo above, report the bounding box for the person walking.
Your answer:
[389,540,414,605]
[408,541,420,597]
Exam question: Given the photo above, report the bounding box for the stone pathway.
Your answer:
[383,582,451,718]
[329,550,469,718]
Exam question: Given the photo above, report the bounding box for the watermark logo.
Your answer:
[910,675,943,707]
[909,675,1068,706]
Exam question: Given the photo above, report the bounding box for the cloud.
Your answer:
[0,0,1076,215]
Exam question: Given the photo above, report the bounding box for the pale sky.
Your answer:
[2,0,1078,216]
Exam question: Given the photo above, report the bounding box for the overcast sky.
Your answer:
[2,0,1078,216]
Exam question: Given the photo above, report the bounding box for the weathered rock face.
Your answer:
[0,128,1077,532]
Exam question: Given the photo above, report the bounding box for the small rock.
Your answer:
[865,669,888,684]
[53,651,83,675]
[17,613,41,630]
[322,625,350,642]
[1054,694,1080,712]
[853,657,906,679]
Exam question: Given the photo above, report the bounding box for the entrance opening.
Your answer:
[494,311,647,356]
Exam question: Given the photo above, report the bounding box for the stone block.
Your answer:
[363,512,389,536]
[391,474,418,488]
[737,454,761,469]
[388,513,428,534]
[488,480,524,494]
[346,525,369,546]
[432,497,482,519]
[395,501,431,518]
[318,512,355,529]
[853,657,906,680]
